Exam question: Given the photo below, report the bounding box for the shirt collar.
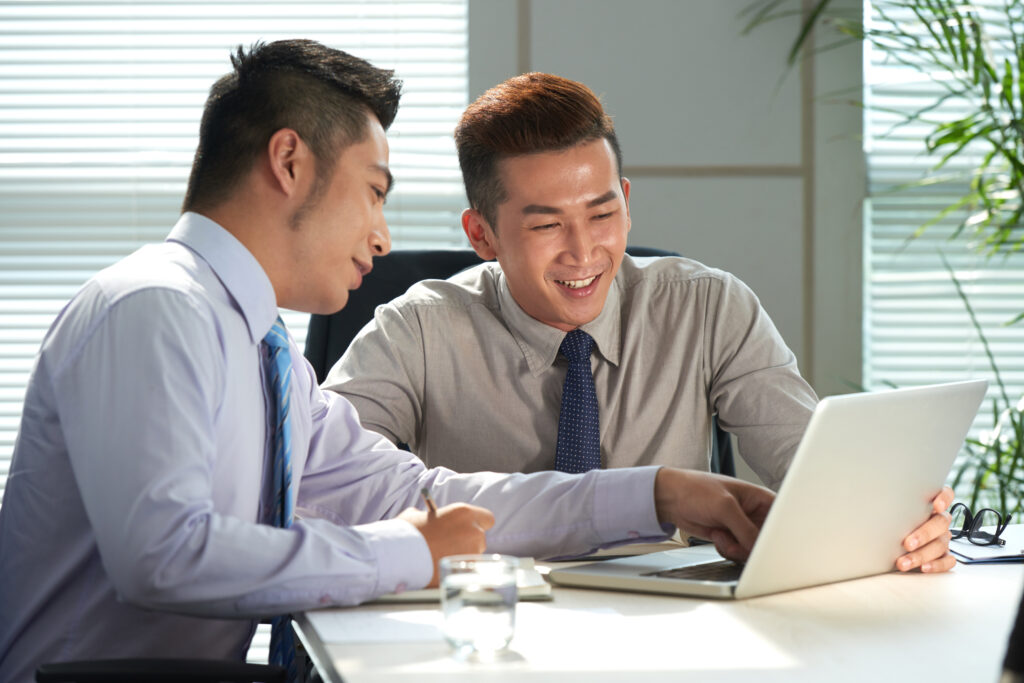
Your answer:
[166,212,279,345]
[495,266,624,375]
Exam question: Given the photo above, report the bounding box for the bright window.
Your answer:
[863,2,1024,493]
[0,0,469,507]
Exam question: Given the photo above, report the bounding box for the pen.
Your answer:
[420,487,438,516]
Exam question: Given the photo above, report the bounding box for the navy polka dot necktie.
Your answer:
[555,329,601,473]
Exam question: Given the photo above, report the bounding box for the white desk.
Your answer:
[294,561,1022,682]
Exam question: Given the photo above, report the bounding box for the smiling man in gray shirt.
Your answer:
[325,72,956,573]
[325,73,813,489]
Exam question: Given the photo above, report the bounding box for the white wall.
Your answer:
[468,0,866,481]
[469,0,864,396]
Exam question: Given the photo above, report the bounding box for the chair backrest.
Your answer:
[304,247,734,476]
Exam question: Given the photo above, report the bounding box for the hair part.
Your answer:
[183,39,402,213]
[454,72,622,229]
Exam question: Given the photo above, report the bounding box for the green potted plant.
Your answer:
[947,258,1023,519]
[743,0,1024,517]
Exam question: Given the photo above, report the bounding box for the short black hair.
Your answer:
[454,72,621,229]
[183,39,402,212]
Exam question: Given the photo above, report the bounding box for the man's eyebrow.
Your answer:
[520,189,614,216]
[586,190,618,208]
[520,190,619,215]
[521,203,561,215]
[372,164,394,195]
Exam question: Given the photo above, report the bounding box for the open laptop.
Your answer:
[549,380,988,599]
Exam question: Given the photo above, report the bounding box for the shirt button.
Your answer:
[394,582,407,593]
[628,531,640,538]
[319,595,331,605]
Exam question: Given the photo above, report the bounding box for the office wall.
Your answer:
[468,0,865,483]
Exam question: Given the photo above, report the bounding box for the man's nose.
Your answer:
[564,222,594,264]
[370,215,391,256]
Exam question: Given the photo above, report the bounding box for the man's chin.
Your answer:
[549,305,604,331]
[315,292,350,316]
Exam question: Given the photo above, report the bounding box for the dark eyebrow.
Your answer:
[586,190,618,208]
[372,164,394,196]
[521,190,619,215]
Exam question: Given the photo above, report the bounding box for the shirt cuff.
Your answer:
[593,465,674,546]
[359,518,434,595]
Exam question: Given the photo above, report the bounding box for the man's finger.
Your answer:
[921,552,957,574]
[713,495,760,553]
[904,509,951,552]
[897,533,953,572]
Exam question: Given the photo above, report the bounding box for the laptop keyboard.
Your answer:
[642,559,744,583]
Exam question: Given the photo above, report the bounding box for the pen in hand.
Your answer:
[420,487,438,516]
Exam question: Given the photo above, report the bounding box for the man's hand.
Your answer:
[398,502,495,587]
[654,468,775,562]
[896,485,955,573]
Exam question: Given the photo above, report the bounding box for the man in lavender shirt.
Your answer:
[0,40,782,682]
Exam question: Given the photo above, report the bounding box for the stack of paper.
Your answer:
[951,523,1024,564]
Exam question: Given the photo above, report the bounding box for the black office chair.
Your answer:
[35,658,285,682]
[304,247,735,477]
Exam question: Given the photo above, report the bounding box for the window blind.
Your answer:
[0,1,469,512]
[864,1,1024,436]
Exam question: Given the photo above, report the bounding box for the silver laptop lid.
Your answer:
[548,380,988,599]
[734,379,987,598]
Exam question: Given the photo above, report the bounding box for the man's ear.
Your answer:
[266,128,309,199]
[462,208,498,260]
[621,177,632,236]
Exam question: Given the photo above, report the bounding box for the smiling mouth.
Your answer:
[555,275,598,290]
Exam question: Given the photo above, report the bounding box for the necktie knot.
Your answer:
[264,316,289,351]
[559,329,594,364]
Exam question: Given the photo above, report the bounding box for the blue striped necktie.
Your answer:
[554,329,602,473]
[263,316,298,681]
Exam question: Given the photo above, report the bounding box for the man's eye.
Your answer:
[531,223,557,231]
[593,212,613,220]
[374,188,387,204]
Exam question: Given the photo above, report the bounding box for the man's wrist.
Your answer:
[654,467,685,525]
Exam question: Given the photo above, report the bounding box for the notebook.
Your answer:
[549,379,988,599]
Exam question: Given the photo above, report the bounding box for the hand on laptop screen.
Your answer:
[896,485,956,573]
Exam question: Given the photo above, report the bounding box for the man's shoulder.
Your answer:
[40,242,225,373]
[63,242,221,336]
[92,241,211,304]
[618,253,737,290]
[388,261,503,313]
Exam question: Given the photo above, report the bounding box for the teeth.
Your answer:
[556,276,596,289]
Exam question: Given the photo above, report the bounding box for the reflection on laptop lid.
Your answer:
[549,380,988,599]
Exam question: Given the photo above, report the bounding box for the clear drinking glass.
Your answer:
[439,554,519,655]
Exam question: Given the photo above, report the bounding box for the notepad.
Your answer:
[951,524,1024,564]
[371,557,552,603]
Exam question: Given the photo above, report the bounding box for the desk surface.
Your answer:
[295,560,1022,683]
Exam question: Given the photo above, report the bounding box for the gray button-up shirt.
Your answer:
[325,255,818,489]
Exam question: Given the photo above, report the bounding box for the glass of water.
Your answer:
[440,554,519,655]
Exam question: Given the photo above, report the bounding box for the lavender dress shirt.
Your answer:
[0,212,667,682]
